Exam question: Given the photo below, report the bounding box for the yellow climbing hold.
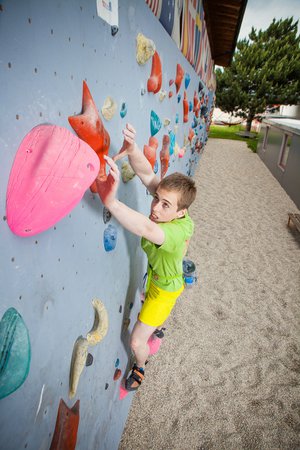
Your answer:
[69,299,108,398]
[87,299,109,346]
[136,33,156,65]
[69,336,89,399]
[101,96,117,121]
[121,161,135,183]
[159,90,167,102]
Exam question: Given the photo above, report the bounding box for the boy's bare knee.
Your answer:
[130,337,141,352]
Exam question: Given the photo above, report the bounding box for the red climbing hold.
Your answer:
[143,136,158,169]
[147,51,162,94]
[49,399,80,450]
[160,135,170,179]
[114,369,122,381]
[188,128,195,142]
[193,91,200,118]
[183,91,189,123]
[175,64,184,93]
[68,81,110,191]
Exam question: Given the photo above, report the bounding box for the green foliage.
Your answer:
[208,125,258,152]
[215,18,300,129]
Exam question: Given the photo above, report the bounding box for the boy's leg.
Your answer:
[130,320,157,368]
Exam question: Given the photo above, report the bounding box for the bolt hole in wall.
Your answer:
[0,0,215,448]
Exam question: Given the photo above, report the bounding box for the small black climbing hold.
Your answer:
[105,383,109,390]
[198,80,204,93]
[103,207,112,224]
[86,353,94,367]
[111,25,118,36]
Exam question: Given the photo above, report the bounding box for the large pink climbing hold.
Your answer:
[147,335,162,355]
[6,124,99,237]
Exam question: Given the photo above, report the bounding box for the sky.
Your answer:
[238,0,300,40]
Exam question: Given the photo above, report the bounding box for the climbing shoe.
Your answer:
[153,327,166,339]
[125,364,145,391]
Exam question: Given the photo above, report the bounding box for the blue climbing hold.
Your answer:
[103,224,117,252]
[175,113,179,124]
[185,73,191,89]
[191,116,198,129]
[177,94,181,103]
[115,358,120,368]
[0,307,31,399]
[189,101,193,112]
[150,110,162,137]
[154,160,158,174]
[120,102,127,119]
[169,131,175,156]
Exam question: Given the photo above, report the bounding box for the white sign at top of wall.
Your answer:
[96,0,119,27]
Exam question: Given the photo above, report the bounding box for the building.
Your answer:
[257,117,300,209]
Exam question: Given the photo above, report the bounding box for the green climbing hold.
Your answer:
[0,307,31,399]
[150,110,162,137]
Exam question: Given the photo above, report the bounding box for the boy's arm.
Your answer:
[96,156,165,245]
[114,123,160,195]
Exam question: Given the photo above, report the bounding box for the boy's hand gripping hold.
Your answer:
[113,123,137,162]
[96,155,120,208]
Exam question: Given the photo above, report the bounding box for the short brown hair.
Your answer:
[158,172,197,210]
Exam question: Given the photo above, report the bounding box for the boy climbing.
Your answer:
[96,123,196,391]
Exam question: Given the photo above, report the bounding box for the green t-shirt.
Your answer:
[141,212,194,292]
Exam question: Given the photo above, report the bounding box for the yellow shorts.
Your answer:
[139,282,184,327]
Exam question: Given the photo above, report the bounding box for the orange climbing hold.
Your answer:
[193,91,200,118]
[68,81,110,191]
[188,128,195,142]
[143,136,158,169]
[175,64,184,93]
[160,135,170,179]
[147,51,162,94]
[168,91,173,99]
[183,91,189,123]
[114,369,122,381]
[49,399,80,450]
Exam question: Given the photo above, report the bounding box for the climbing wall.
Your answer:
[0,1,214,449]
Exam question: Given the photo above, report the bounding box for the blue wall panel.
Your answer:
[0,1,212,449]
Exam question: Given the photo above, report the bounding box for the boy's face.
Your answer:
[149,187,186,223]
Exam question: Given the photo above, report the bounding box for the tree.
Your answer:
[215,18,300,131]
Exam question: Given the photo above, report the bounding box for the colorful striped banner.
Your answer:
[145,0,216,90]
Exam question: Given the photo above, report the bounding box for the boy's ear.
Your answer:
[177,208,187,218]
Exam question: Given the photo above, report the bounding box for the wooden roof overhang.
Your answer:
[203,0,248,66]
